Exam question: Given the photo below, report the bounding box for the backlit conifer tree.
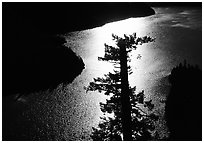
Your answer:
[86,33,159,141]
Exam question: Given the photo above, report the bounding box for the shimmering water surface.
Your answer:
[7,7,201,140]
[63,7,201,139]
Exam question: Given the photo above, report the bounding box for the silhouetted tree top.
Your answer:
[168,60,201,85]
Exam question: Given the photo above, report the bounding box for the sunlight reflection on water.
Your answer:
[102,17,147,37]
[64,17,159,139]
[64,7,201,139]
[64,15,163,139]
[98,17,156,93]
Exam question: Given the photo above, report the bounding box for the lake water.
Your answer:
[63,6,201,140]
[5,6,201,140]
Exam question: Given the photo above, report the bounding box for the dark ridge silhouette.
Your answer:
[3,35,85,96]
[3,2,155,35]
[165,60,202,140]
[146,2,201,8]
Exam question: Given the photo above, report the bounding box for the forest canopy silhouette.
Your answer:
[165,61,202,140]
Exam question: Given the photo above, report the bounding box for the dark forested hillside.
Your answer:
[165,61,202,140]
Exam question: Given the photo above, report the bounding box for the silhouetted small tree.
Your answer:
[165,60,202,141]
[86,33,159,140]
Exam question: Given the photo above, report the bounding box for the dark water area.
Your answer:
[2,4,202,141]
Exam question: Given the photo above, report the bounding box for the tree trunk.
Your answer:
[119,40,132,141]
